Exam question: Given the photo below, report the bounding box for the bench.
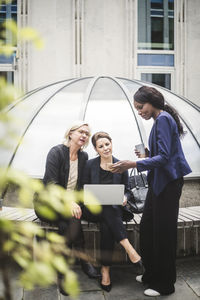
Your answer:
[1,206,200,261]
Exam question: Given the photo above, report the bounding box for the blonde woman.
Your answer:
[34,121,100,295]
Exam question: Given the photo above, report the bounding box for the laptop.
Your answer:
[84,184,124,205]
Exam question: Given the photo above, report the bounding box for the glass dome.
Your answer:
[1,76,199,179]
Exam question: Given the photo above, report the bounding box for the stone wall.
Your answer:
[3,179,200,208]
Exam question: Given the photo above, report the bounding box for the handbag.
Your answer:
[127,168,148,214]
[120,205,134,222]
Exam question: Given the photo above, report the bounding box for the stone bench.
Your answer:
[1,206,200,262]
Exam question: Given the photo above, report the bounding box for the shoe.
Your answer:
[134,259,143,268]
[133,259,144,274]
[144,288,160,297]
[136,275,143,283]
[100,282,112,292]
[80,260,101,279]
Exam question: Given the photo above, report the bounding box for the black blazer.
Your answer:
[83,156,131,200]
[43,144,88,190]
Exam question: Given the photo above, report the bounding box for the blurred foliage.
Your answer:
[0,14,101,300]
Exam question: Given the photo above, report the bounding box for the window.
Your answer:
[138,0,174,50]
[0,1,17,84]
[141,73,171,89]
[137,0,175,90]
[0,71,14,83]
[0,0,17,45]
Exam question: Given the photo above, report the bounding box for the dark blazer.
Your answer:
[137,111,192,196]
[43,144,88,190]
[83,155,131,200]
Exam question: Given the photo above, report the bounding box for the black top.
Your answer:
[100,167,113,184]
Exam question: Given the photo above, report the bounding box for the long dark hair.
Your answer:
[134,86,185,137]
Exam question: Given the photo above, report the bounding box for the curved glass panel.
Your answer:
[1,76,199,179]
[118,78,200,177]
[11,78,91,177]
[181,127,200,177]
[120,78,153,144]
[155,87,200,144]
[85,77,143,161]
[0,80,72,168]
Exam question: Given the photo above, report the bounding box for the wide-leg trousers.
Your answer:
[140,177,184,295]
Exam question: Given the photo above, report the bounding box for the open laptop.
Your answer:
[84,184,124,205]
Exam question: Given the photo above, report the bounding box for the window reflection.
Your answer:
[141,73,171,89]
[138,0,174,50]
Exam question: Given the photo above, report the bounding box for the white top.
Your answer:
[67,159,78,191]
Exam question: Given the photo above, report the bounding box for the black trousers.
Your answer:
[35,202,127,266]
[82,205,127,266]
[140,177,184,295]
[34,205,85,251]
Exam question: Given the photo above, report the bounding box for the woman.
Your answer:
[82,131,142,292]
[111,86,192,296]
[34,121,100,294]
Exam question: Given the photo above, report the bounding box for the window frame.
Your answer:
[136,0,176,91]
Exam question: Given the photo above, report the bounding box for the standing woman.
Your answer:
[83,131,142,292]
[34,121,100,294]
[111,86,192,296]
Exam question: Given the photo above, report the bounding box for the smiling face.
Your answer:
[134,100,160,120]
[95,137,112,159]
[69,125,90,149]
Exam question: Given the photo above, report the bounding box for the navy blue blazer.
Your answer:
[137,111,192,196]
[83,156,131,200]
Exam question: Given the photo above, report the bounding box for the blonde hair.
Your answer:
[63,120,91,149]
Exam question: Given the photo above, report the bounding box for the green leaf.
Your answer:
[13,253,29,268]
[46,232,65,244]
[36,205,57,220]
[63,270,80,297]
[18,221,44,237]
[3,240,14,252]
[52,256,68,273]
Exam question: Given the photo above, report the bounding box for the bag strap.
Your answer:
[130,168,148,188]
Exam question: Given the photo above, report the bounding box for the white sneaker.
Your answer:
[136,275,143,283]
[144,288,160,297]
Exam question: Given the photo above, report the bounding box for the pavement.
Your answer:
[0,256,200,300]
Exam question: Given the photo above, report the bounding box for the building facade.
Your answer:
[0,0,200,106]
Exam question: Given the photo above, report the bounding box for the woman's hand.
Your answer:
[122,195,127,206]
[134,147,149,158]
[110,160,136,173]
[71,202,82,219]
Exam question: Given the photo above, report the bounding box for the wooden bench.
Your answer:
[1,206,200,260]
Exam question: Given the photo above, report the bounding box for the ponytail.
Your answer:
[164,104,185,137]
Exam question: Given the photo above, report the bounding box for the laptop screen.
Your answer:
[84,184,124,205]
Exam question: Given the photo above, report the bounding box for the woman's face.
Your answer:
[134,100,158,120]
[69,125,90,148]
[95,138,112,159]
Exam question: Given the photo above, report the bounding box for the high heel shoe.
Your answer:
[100,282,112,292]
[134,259,143,267]
[133,259,144,274]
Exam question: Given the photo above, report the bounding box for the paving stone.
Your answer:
[1,257,200,299]
[0,265,23,300]
[160,277,200,300]
[24,285,58,300]
[73,266,101,292]
[186,276,200,297]
[103,266,150,300]
[60,290,105,300]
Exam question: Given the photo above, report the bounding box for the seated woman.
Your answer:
[82,131,142,292]
[34,121,100,295]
